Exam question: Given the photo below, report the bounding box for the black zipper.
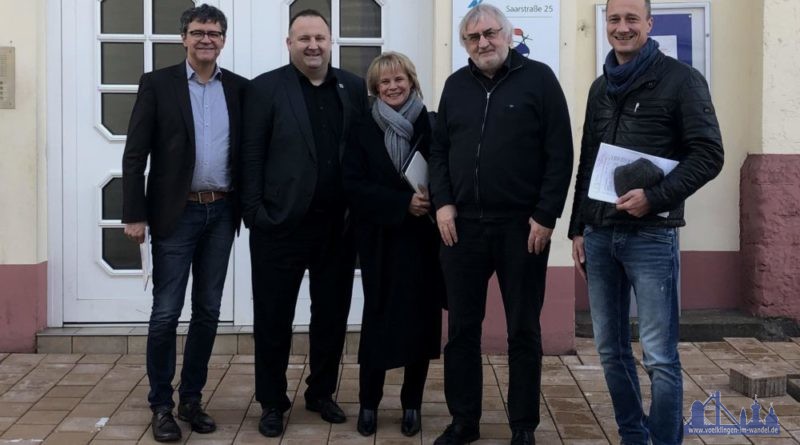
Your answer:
[468,63,521,218]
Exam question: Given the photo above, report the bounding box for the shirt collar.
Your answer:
[186,60,222,81]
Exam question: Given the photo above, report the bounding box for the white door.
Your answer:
[231,0,433,326]
[60,0,235,323]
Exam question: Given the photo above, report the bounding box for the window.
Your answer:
[290,0,383,78]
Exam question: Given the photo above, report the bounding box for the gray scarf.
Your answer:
[371,92,424,171]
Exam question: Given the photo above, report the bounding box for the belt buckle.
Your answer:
[197,191,215,204]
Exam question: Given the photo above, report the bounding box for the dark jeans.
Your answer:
[584,225,682,445]
[440,217,549,430]
[249,209,355,412]
[147,199,234,410]
[359,359,430,410]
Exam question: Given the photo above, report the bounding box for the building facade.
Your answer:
[1,0,798,353]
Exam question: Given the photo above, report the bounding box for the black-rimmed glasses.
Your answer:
[186,30,224,40]
[462,27,503,44]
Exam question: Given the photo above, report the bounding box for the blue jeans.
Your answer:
[147,199,235,410]
[583,225,682,445]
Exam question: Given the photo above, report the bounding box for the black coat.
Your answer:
[343,107,443,370]
[568,51,724,238]
[240,64,369,234]
[122,62,249,237]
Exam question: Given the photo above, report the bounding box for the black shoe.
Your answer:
[306,397,346,423]
[151,408,181,442]
[510,429,535,445]
[357,408,377,436]
[177,400,216,434]
[258,407,284,438]
[433,423,480,445]
[401,408,421,437]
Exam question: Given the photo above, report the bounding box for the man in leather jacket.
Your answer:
[568,1,723,444]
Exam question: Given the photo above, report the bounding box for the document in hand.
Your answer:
[588,143,679,204]
[402,150,428,194]
[140,227,152,291]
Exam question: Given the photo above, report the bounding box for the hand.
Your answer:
[572,236,586,280]
[124,222,147,244]
[616,188,651,218]
[408,187,431,217]
[436,205,458,247]
[527,218,553,255]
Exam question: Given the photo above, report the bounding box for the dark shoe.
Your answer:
[177,400,216,434]
[258,407,284,438]
[510,429,535,445]
[357,408,377,436]
[401,408,421,436]
[433,423,480,445]
[306,397,346,423]
[151,408,181,442]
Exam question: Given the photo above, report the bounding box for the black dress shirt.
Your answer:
[295,65,344,211]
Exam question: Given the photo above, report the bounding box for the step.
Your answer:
[36,325,362,355]
[576,309,800,341]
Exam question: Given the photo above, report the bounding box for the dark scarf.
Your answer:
[604,38,659,97]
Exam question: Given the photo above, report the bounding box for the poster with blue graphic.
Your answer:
[595,3,710,81]
[452,0,560,77]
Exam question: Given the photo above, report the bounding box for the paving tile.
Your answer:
[0,416,17,432]
[41,354,84,364]
[1,423,56,440]
[43,431,96,444]
[47,385,93,398]
[3,354,46,367]
[38,336,74,354]
[73,337,127,355]
[16,409,69,425]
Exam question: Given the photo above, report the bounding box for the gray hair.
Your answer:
[458,3,513,48]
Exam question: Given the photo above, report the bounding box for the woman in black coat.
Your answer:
[343,52,443,438]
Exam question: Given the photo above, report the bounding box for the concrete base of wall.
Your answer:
[0,262,47,352]
[741,154,800,320]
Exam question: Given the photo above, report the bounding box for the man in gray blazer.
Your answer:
[239,8,369,438]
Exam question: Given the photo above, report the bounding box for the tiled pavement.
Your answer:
[3,338,800,444]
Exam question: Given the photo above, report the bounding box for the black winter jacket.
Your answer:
[430,50,573,228]
[568,51,724,238]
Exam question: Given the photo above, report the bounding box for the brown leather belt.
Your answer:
[188,191,227,203]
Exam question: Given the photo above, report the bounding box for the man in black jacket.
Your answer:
[239,9,368,438]
[429,4,573,444]
[122,4,248,442]
[568,0,724,444]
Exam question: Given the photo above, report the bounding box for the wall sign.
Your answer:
[451,0,561,77]
[0,47,14,109]
[595,2,711,83]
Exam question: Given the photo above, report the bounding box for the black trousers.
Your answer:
[249,209,355,412]
[359,359,430,410]
[439,217,549,430]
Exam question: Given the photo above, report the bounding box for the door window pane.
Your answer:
[290,0,332,27]
[102,93,137,136]
[340,0,381,38]
[153,0,195,34]
[102,43,144,85]
[102,178,123,220]
[154,43,186,70]
[101,0,144,34]
[102,228,141,270]
[340,46,381,79]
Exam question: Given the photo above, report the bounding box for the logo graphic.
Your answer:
[468,0,483,7]
[684,391,780,436]
[512,28,532,58]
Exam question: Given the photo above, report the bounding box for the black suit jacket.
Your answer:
[239,65,369,234]
[122,62,249,238]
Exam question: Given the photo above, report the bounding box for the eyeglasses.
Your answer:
[186,30,224,40]
[462,27,503,44]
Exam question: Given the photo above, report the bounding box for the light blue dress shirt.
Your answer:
[186,61,231,192]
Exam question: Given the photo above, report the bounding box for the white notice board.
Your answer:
[451,0,560,77]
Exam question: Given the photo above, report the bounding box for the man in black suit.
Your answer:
[240,9,369,438]
[121,4,248,442]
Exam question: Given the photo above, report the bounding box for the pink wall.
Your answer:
[741,154,800,320]
[0,262,47,352]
